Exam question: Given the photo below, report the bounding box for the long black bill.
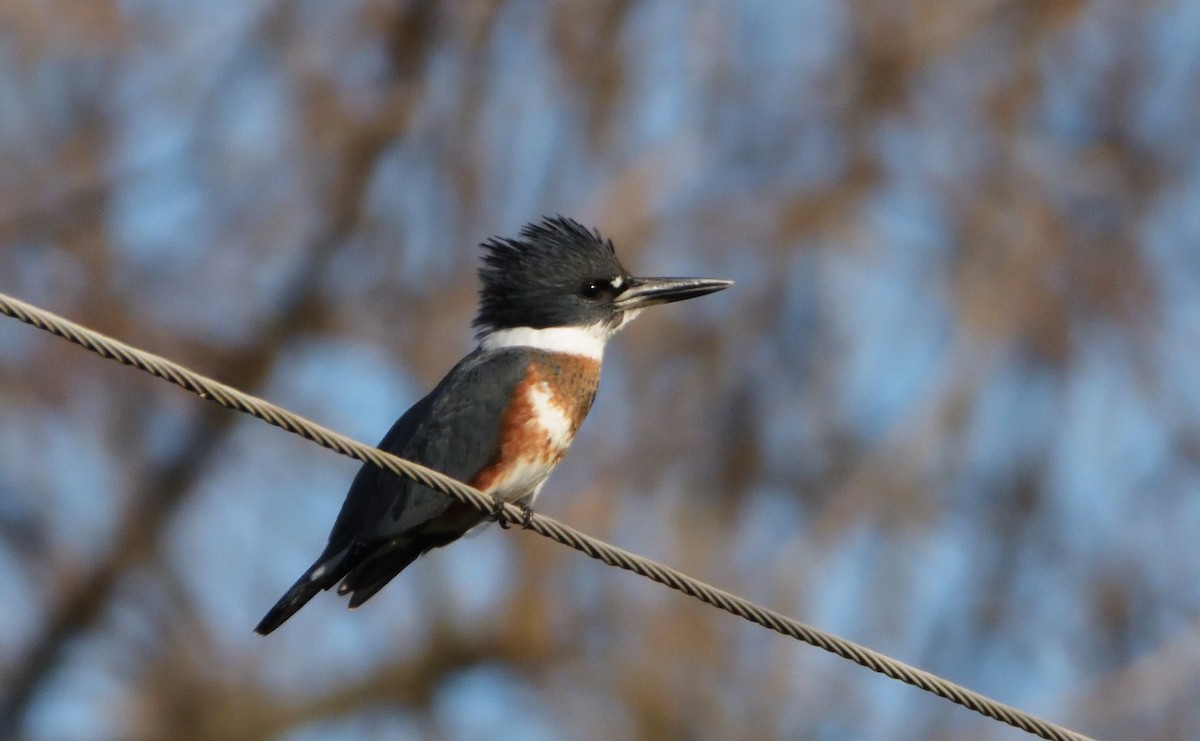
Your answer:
[614,276,733,311]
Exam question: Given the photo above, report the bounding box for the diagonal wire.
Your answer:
[0,291,1094,741]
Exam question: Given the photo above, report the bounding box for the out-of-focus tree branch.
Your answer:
[0,48,413,741]
[138,623,561,741]
[2,1,1197,738]
[0,251,329,737]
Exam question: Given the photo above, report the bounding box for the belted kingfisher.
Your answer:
[255,216,731,634]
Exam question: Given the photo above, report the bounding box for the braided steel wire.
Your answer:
[0,291,1093,741]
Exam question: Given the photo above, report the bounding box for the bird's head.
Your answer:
[474,216,731,354]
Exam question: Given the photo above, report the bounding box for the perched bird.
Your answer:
[255,216,731,634]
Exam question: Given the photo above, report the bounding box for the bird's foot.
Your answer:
[488,498,511,529]
[518,502,534,529]
[486,499,534,529]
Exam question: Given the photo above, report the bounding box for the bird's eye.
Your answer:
[581,280,605,300]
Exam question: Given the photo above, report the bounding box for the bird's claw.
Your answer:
[486,498,535,530]
[487,499,534,529]
[488,498,511,529]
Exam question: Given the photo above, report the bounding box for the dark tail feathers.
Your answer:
[254,554,346,635]
[256,533,464,634]
[336,530,466,608]
[336,546,424,608]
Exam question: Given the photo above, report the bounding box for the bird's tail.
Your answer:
[254,551,347,635]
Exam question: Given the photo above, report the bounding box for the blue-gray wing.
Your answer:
[327,347,531,552]
[255,348,531,634]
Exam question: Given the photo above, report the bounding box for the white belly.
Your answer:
[484,381,576,505]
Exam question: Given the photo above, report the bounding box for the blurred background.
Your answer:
[1,1,1198,739]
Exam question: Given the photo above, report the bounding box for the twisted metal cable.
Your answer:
[0,291,1093,741]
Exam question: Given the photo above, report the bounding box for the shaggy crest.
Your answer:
[474,216,627,334]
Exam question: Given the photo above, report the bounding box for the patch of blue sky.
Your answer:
[865,172,955,263]
[692,13,852,194]
[106,148,209,265]
[610,477,686,602]
[1046,330,1172,558]
[2,55,92,165]
[105,35,330,346]
[822,186,953,441]
[1113,488,1200,633]
[1143,176,1200,421]
[291,0,392,110]
[1032,567,1107,686]
[892,527,974,659]
[1149,471,1200,594]
[254,579,429,698]
[902,81,1001,190]
[368,139,466,285]
[33,383,124,562]
[1035,3,1127,144]
[1143,173,1200,283]
[729,485,807,591]
[0,41,33,150]
[804,522,878,639]
[549,683,637,740]
[855,676,937,741]
[106,180,213,341]
[795,503,1041,711]
[434,665,560,741]
[779,120,854,193]
[266,337,422,443]
[731,0,848,77]
[130,390,204,467]
[22,633,133,741]
[0,471,40,655]
[1131,0,1200,157]
[118,0,261,38]
[282,709,423,741]
[437,528,514,627]
[616,1,690,144]
[420,34,471,124]
[959,354,1061,487]
[202,54,302,186]
[956,556,1090,705]
[757,378,824,483]
[107,45,305,261]
[711,232,776,295]
[735,3,845,131]
[769,245,824,364]
[0,245,90,362]
[477,2,581,227]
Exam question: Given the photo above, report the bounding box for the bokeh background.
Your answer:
[2,1,1199,739]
